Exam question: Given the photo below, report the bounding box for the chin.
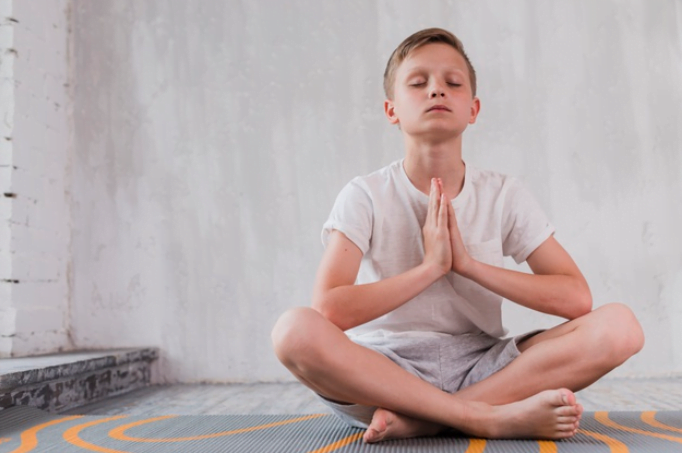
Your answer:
[413,127,462,141]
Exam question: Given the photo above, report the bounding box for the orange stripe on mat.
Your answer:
[538,440,557,453]
[109,413,327,442]
[579,428,629,453]
[596,411,682,444]
[9,415,83,453]
[305,433,487,453]
[641,411,682,435]
[306,432,364,453]
[465,438,486,453]
[63,416,130,453]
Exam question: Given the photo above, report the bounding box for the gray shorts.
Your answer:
[318,330,540,429]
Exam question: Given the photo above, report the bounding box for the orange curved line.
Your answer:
[595,411,682,444]
[63,416,130,453]
[641,411,682,435]
[579,428,629,452]
[538,440,557,453]
[106,415,176,441]
[109,413,327,442]
[464,438,486,453]
[9,415,83,453]
[306,431,363,453]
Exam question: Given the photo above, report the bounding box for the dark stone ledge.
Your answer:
[0,348,158,392]
[0,358,155,412]
[0,348,158,412]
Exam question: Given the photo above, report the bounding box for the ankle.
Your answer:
[460,400,497,438]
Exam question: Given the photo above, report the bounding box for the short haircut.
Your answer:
[383,28,477,99]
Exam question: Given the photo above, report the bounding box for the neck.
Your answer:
[402,134,466,200]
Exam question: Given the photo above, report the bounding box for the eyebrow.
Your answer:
[404,67,466,77]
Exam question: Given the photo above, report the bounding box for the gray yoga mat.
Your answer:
[1,405,681,452]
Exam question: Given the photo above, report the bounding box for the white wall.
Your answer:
[0,0,15,356]
[62,0,682,381]
[0,0,72,357]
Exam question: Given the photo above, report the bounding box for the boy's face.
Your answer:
[384,43,480,141]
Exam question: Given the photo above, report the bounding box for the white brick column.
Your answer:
[0,0,17,357]
[0,0,72,357]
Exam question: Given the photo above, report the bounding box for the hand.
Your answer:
[447,201,474,275]
[422,178,452,276]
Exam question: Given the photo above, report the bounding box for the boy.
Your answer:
[272,28,644,442]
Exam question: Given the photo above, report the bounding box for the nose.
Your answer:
[429,87,445,98]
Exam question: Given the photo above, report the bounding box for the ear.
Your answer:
[468,96,481,124]
[384,99,400,125]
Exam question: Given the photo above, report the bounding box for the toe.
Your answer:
[363,428,381,443]
[556,405,580,417]
[559,389,576,406]
[556,424,578,437]
[557,415,579,424]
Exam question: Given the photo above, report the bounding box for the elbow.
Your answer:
[574,291,593,318]
[312,296,352,331]
[578,280,593,314]
[564,283,593,320]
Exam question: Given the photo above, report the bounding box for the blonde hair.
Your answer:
[383,28,477,99]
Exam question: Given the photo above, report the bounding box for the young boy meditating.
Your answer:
[272,28,644,442]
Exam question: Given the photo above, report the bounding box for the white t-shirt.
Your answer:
[321,159,555,339]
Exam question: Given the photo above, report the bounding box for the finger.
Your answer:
[447,201,456,230]
[437,179,446,206]
[438,193,448,228]
[427,178,437,223]
[429,178,440,224]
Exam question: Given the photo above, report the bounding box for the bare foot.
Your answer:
[363,408,443,443]
[469,389,582,440]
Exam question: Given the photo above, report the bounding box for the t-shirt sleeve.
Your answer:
[321,179,373,254]
[501,178,555,264]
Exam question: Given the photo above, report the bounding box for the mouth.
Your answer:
[426,105,451,112]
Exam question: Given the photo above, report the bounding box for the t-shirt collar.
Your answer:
[397,158,471,208]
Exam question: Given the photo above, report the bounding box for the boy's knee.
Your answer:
[594,303,644,362]
[612,303,644,356]
[271,307,324,367]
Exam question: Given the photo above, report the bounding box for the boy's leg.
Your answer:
[364,303,643,441]
[454,303,644,404]
[272,307,582,441]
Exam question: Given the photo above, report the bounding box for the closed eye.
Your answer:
[447,83,462,87]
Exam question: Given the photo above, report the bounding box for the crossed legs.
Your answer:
[271,303,643,442]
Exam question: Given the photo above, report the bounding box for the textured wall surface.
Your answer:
[0,0,72,357]
[68,1,682,382]
[0,0,16,356]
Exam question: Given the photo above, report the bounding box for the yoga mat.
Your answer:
[1,405,681,452]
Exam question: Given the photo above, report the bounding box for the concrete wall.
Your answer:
[0,0,15,356]
[13,0,682,381]
[0,0,72,357]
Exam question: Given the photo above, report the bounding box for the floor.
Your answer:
[62,377,682,417]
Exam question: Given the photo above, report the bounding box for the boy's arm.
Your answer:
[313,179,452,331]
[464,237,592,320]
[312,231,443,331]
[449,199,591,320]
